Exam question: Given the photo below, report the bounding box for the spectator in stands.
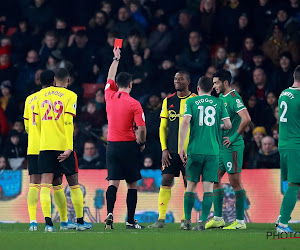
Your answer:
[94,89,106,112]
[142,155,158,169]
[227,12,253,53]
[172,10,194,55]
[244,126,266,168]
[271,52,294,95]
[121,30,150,71]
[0,80,18,123]
[46,49,64,72]
[78,140,105,169]
[249,68,270,101]
[241,36,256,68]
[130,53,155,98]
[101,0,112,17]
[251,49,272,77]
[54,17,72,49]
[148,19,172,63]
[142,93,162,163]
[80,100,107,131]
[129,0,149,29]
[73,121,88,158]
[273,106,279,125]
[0,155,11,170]
[245,94,259,126]
[0,106,8,138]
[177,30,210,88]
[29,69,43,94]
[271,124,279,146]
[11,19,39,62]
[111,6,144,39]
[267,5,300,41]
[94,31,117,83]
[0,46,17,84]
[252,0,274,44]
[87,10,109,49]
[212,47,227,70]
[250,136,280,169]
[261,91,277,133]
[22,0,55,32]
[65,30,95,83]
[205,65,216,79]
[262,25,299,67]
[157,59,177,92]
[15,49,40,99]
[288,0,300,19]
[39,31,59,65]
[97,124,108,158]
[12,120,27,148]
[3,130,26,170]
[224,51,243,83]
[192,0,217,43]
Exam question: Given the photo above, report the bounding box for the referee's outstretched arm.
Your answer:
[107,47,121,81]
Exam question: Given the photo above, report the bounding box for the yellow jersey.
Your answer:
[34,86,77,151]
[23,91,40,155]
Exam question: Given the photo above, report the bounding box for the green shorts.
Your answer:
[186,154,218,183]
[279,149,300,183]
[219,148,243,174]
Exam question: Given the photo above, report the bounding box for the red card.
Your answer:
[114,38,123,48]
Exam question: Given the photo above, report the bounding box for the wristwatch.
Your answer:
[113,57,120,61]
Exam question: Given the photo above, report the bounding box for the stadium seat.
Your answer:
[82,83,105,99]
[71,26,86,33]
[6,27,17,36]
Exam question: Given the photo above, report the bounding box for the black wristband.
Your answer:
[113,57,120,61]
[138,142,145,147]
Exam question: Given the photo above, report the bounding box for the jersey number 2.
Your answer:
[198,106,216,126]
[280,101,288,123]
[41,100,64,121]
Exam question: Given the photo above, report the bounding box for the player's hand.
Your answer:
[179,147,187,167]
[113,47,121,59]
[140,145,145,152]
[162,149,172,167]
[57,149,72,162]
[223,137,232,148]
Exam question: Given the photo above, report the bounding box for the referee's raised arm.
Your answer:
[107,47,121,81]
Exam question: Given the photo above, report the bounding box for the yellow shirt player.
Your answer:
[148,71,197,229]
[24,70,77,232]
[34,68,92,232]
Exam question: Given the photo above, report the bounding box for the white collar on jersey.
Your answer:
[223,89,235,97]
[289,87,300,90]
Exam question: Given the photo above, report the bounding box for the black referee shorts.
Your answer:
[38,150,79,177]
[27,155,40,175]
[106,141,141,183]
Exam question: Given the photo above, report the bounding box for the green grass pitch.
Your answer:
[1,223,300,250]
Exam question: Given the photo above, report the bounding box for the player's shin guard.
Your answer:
[184,192,195,220]
[70,185,84,223]
[106,185,117,214]
[213,188,224,217]
[158,186,171,220]
[235,189,246,221]
[200,192,213,222]
[127,189,137,224]
[53,184,68,222]
[40,184,52,223]
[27,183,40,222]
[280,184,300,224]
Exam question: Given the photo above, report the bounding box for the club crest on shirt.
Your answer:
[73,103,77,110]
[236,99,243,108]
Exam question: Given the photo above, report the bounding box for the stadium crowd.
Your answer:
[0,0,299,171]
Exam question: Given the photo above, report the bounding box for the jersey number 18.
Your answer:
[198,106,216,126]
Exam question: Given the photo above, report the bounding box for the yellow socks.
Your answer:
[27,183,40,222]
[70,185,83,218]
[53,184,68,222]
[158,186,171,220]
[40,184,52,218]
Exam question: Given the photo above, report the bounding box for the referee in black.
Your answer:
[104,47,147,229]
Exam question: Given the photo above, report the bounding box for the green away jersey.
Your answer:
[184,95,229,156]
[219,89,246,152]
[278,87,300,150]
